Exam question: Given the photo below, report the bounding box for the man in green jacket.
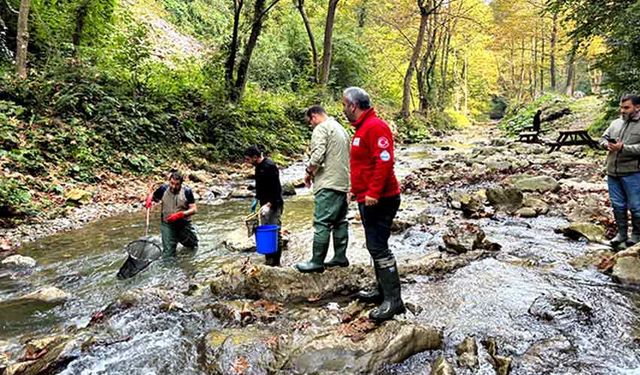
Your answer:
[295,105,351,273]
[600,94,640,250]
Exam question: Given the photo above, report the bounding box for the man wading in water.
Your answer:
[145,170,198,256]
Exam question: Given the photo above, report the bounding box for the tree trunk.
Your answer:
[320,0,339,85]
[564,37,579,97]
[401,1,429,119]
[540,21,545,93]
[550,12,557,91]
[15,0,30,79]
[296,0,318,82]
[225,0,244,95]
[232,0,269,103]
[72,0,91,56]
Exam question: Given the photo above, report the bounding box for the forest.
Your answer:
[0,0,639,223]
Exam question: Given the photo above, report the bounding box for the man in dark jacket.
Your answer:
[245,146,284,266]
[600,94,640,250]
[145,170,198,256]
[343,86,404,321]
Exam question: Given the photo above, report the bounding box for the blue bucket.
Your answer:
[255,225,279,255]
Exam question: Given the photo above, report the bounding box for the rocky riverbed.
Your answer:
[1,122,640,374]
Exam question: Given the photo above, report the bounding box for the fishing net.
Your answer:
[245,212,259,237]
[116,236,162,280]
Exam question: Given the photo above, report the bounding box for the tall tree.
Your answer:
[549,11,557,90]
[319,0,339,85]
[225,0,282,103]
[295,0,318,82]
[15,0,30,79]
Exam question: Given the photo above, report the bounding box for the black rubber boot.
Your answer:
[324,226,349,268]
[265,230,283,267]
[369,262,406,322]
[295,241,328,273]
[357,266,383,303]
[611,210,628,249]
[627,214,640,247]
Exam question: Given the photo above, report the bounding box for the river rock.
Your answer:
[441,222,501,254]
[209,259,369,303]
[486,187,523,212]
[187,170,212,184]
[5,335,73,375]
[63,188,92,204]
[447,191,486,218]
[431,356,455,375]
[20,287,70,304]
[202,328,279,375]
[516,207,538,218]
[455,336,479,369]
[230,189,254,199]
[612,245,640,285]
[483,337,512,375]
[286,321,442,374]
[1,255,37,268]
[221,228,256,252]
[483,155,513,172]
[556,222,606,243]
[513,176,560,193]
[282,182,296,196]
[528,294,592,323]
[522,196,549,215]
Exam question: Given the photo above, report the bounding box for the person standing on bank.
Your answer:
[245,146,284,266]
[295,105,351,273]
[145,170,198,256]
[342,86,405,321]
[600,94,640,250]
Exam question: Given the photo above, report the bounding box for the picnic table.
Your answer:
[548,129,599,153]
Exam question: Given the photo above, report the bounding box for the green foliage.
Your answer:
[500,93,565,135]
[0,177,34,222]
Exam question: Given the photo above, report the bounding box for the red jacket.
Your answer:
[350,108,401,202]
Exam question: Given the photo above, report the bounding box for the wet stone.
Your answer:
[455,336,479,369]
[556,222,606,243]
[1,255,37,268]
[441,222,501,254]
[528,294,593,324]
[430,356,455,375]
[613,245,640,285]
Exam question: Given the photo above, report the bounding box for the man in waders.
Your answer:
[245,146,284,267]
[343,86,405,322]
[145,170,198,256]
[600,94,640,250]
[295,105,351,273]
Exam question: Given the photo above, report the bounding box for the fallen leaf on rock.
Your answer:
[597,256,615,273]
[232,356,250,374]
[89,311,106,325]
[292,320,311,331]
[337,316,377,342]
[252,299,282,315]
[22,348,48,361]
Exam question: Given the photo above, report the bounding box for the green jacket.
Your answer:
[309,117,350,194]
[600,116,640,176]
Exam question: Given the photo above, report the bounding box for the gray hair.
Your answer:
[343,87,371,110]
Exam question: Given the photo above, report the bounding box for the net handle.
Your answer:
[145,207,150,236]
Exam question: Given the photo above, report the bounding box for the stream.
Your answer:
[1,124,640,374]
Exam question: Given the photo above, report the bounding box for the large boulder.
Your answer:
[441,222,501,254]
[456,336,479,369]
[612,245,640,285]
[282,182,297,196]
[209,259,369,303]
[447,191,487,219]
[1,255,37,268]
[285,320,442,374]
[486,187,523,213]
[522,196,549,215]
[513,176,560,193]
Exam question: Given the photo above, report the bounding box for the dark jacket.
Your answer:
[255,158,284,208]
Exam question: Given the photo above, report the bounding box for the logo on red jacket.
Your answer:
[377,137,390,149]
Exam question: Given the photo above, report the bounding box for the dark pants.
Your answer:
[160,221,198,257]
[358,195,400,263]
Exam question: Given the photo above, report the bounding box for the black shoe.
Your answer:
[324,259,349,268]
[357,287,383,304]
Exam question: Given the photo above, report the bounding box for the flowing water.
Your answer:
[2,128,640,374]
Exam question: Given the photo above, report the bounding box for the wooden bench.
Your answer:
[518,131,541,143]
[548,129,599,153]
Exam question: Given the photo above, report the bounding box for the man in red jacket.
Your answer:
[342,86,405,321]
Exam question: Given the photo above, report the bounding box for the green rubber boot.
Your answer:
[295,241,328,273]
